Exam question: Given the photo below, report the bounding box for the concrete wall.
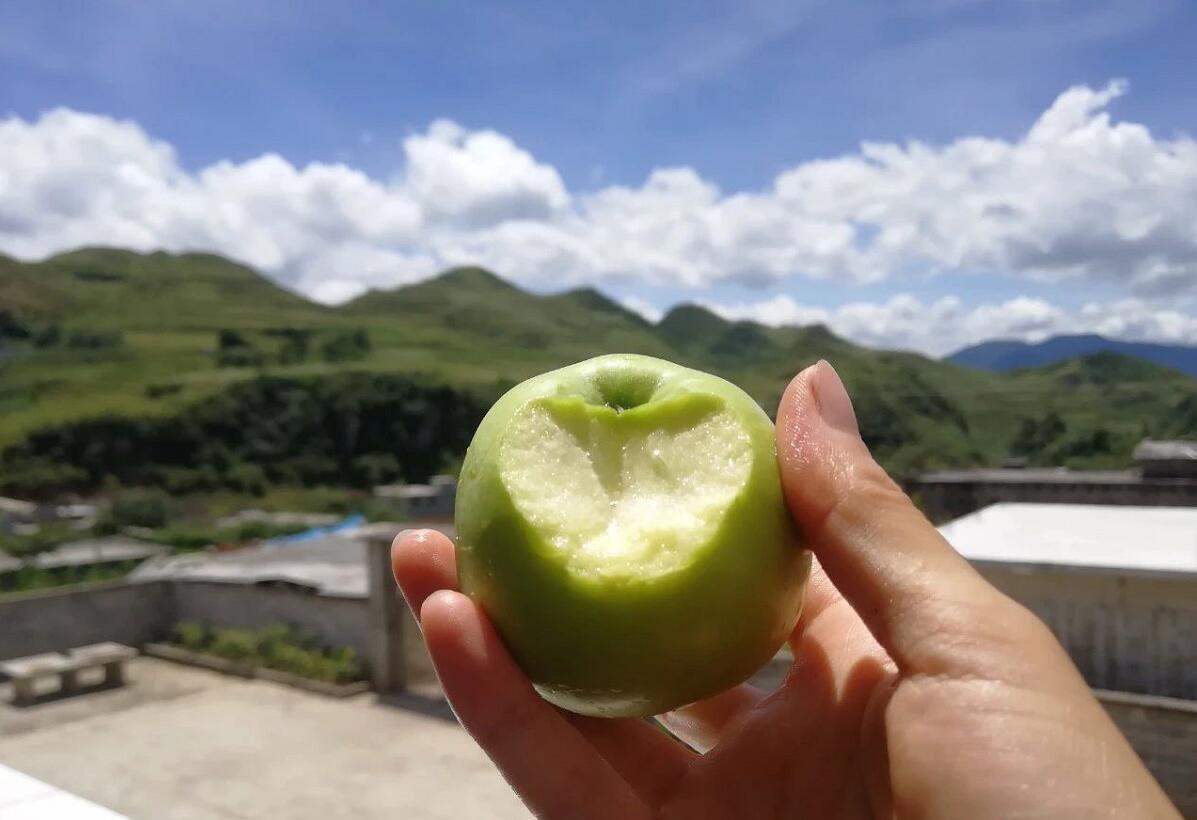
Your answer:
[0,580,173,662]
[171,582,370,660]
[1098,690,1197,818]
[979,563,1197,701]
[364,536,436,694]
[910,478,1197,523]
[0,580,370,668]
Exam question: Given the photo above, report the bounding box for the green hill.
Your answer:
[2,248,1193,496]
[19,247,326,329]
[347,265,670,358]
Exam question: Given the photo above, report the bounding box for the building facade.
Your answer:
[907,439,1197,522]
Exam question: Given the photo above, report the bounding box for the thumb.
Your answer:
[776,361,1030,677]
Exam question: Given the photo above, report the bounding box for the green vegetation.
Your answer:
[0,520,88,559]
[184,485,396,519]
[215,326,371,367]
[2,247,1194,496]
[0,560,140,595]
[137,519,308,552]
[2,374,485,497]
[169,622,364,684]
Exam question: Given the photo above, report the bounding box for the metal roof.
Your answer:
[32,537,164,569]
[939,503,1197,576]
[129,522,455,598]
[131,536,369,598]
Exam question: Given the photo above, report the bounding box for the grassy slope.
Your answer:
[0,249,338,440]
[2,249,1193,474]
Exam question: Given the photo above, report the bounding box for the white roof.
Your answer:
[939,503,1197,576]
[0,549,21,573]
[0,496,38,516]
[1133,439,1197,461]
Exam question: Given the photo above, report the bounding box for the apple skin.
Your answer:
[454,354,810,718]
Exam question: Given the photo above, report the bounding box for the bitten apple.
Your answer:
[454,354,810,717]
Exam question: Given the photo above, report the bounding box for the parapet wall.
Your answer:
[0,580,173,659]
[978,562,1197,701]
[1098,690,1197,817]
[0,580,370,668]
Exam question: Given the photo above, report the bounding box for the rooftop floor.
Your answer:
[941,502,1197,576]
[0,658,527,819]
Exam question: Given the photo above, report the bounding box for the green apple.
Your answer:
[454,354,810,718]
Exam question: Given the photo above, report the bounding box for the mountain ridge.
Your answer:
[948,333,1197,377]
[1,248,1194,482]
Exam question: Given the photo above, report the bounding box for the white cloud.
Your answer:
[2,81,1197,318]
[707,293,1197,356]
[402,119,569,226]
[618,295,664,323]
[771,80,1197,294]
[0,109,426,292]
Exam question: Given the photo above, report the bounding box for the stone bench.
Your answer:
[1,642,138,706]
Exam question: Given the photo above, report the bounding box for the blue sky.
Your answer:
[2,0,1197,354]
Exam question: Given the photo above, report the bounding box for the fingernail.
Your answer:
[813,361,859,436]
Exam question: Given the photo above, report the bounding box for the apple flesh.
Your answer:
[454,354,810,717]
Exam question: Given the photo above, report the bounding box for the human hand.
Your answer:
[392,361,1179,819]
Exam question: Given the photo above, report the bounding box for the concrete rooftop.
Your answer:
[0,658,527,820]
[0,764,126,818]
[941,502,1197,577]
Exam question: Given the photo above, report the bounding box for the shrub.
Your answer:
[0,462,89,499]
[208,628,259,662]
[224,463,267,496]
[172,622,210,652]
[322,647,363,684]
[165,622,365,684]
[153,466,219,496]
[349,453,400,488]
[66,330,122,350]
[108,488,170,529]
[145,383,184,399]
[320,329,371,362]
[1010,412,1067,459]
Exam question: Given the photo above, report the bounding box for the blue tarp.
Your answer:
[264,514,367,544]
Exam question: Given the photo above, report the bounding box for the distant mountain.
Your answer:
[948,334,1197,377]
[1,248,1195,487]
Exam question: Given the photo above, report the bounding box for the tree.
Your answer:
[320,329,371,362]
[1010,411,1068,459]
[0,373,489,496]
[108,489,170,529]
[0,310,32,341]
